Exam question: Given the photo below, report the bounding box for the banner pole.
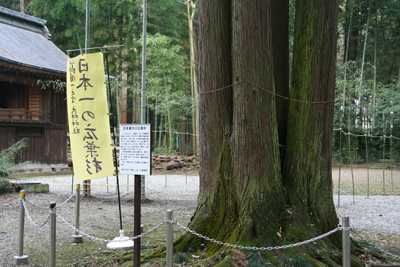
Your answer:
[105,52,123,230]
[83,0,90,198]
[141,0,148,201]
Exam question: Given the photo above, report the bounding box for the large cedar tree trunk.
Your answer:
[283,0,341,248]
[173,0,346,265]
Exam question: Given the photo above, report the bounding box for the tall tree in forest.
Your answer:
[283,0,340,240]
[29,0,86,53]
[2,0,32,13]
[172,0,350,265]
[144,33,191,151]
[28,0,193,143]
[186,0,199,156]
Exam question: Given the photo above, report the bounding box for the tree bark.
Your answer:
[343,1,359,63]
[174,0,287,255]
[283,0,340,244]
[180,112,186,155]
[170,0,350,265]
[187,0,200,157]
[20,0,25,13]
[348,5,359,62]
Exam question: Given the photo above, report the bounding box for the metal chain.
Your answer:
[130,222,166,240]
[55,212,165,243]
[24,193,75,209]
[58,192,76,207]
[146,187,197,201]
[24,198,48,210]
[351,228,400,260]
[332,184,352,196]
[19,190,398,259]
[21,199,50,228]
[176,222,343,251]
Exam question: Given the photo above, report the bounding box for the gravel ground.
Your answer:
[334,194,400,235]
[0,173,399,266]
[1,174,199,266]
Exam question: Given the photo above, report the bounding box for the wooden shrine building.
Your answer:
[0,6,68,168]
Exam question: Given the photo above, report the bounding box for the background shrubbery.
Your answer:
[0,139,28,192]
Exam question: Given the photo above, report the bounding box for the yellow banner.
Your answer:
[67,53,114,181]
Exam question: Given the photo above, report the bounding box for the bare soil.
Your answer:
[332,165,400,196]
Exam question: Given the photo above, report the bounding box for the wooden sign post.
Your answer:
[119,124,151,267]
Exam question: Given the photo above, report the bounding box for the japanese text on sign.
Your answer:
[119,124,151,175]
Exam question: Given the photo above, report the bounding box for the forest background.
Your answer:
[3,0,400,164]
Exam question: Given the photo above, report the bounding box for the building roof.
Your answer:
[0,6,67,75]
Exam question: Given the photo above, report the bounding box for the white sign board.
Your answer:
[119,124,151,175]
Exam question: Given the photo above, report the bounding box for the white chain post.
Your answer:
[14,190,29,265]
[342,215,351,267]
[166,210,173,267]
[72,184,83,243]
[49,202,56,267]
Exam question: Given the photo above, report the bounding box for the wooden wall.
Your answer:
[42,88,67,125]
[0,127,16,149]
[0,127,67,165]
[42,128,67,164]
[0,80,68,166]
[28,86,42,120]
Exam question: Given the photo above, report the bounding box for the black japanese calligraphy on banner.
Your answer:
[67,53,114,181]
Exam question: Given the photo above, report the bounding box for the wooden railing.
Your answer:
[0,108,50,121]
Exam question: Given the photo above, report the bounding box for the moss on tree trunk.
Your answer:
[157,0,365,266]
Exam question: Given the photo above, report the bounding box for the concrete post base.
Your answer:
[14,255,28,265]
[106,230,133,249]
[72,234,83,243]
